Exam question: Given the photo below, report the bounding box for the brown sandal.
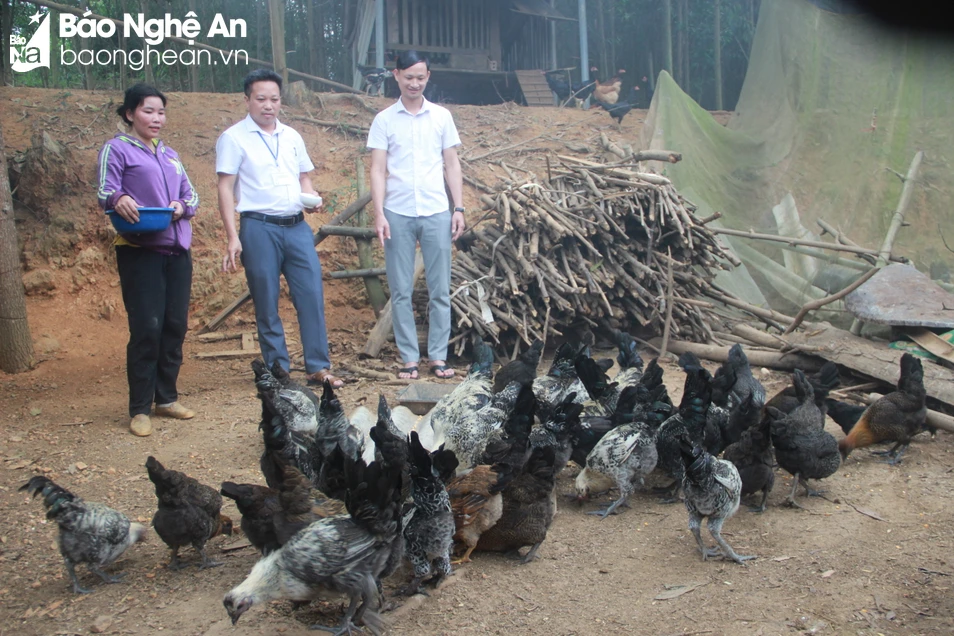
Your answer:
[306,369,344,388]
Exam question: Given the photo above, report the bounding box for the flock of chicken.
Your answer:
[543,66,648,126]
[18,334,929,634]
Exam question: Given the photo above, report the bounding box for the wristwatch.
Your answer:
[453,207,466,213]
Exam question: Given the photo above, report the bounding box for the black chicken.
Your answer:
[146,456,233,570]
[768,370,841,507]
[529,392,584,474]
[722,395,775,513]
[221,454,345,556]
[825,398,868,435]
[654,367,713,503]
[715,344,766,410]
[493,338,544,393]
[475,446,559,563]
[223,449,403,634]
[839,353,928,464]
[765,361,840,417]
[679,436,754,564]
[252,359,319,435]
[400,431,458,596]
[20,476,147,594]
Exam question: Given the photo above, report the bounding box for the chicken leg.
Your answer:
[747,488,770,514]
[707,516,755,564]
[166,546,188,571]
[586,491,631,518]
[688,512,722,560]
[784,472,806,509]
[64,560,92,594]
[311,594,361,636]
[872,441,908,464]
[195,542,223,570]
[88,565,124,584]
[653,480,681,504]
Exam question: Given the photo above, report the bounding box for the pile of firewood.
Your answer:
[438,156,734,353]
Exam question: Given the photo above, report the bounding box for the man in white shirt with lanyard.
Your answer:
[368,51,466,380]
[216,69,343,388]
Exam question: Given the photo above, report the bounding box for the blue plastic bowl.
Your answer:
[107,207,174,234]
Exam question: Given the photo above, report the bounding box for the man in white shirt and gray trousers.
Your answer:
[368,51,466,380]
[216,69,343,388]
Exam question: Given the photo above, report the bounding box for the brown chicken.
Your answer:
[446,465,508,564]
[838,353,927,464]
[592,68,626,104]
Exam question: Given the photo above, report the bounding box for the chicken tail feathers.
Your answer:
[825,398,867,435]
[20,476,82,521]
[811,361,841,397]
[899,353,925,396]
[369,415,409,469]
[615,330,644,372]
[342,453,402,538]
[792,369,815,404]
[470,337,496,376]
[574,354,613,401]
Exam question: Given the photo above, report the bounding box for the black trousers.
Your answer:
[116,246,192,417]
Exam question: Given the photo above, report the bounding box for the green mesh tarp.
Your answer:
[638,0,954,314]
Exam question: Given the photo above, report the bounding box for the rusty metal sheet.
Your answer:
[844,264,954,328]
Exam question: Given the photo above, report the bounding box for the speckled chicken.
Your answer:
[252,358,319,435]
[721,395,775,513]
[533,341,589,420]
[768,370,841,507]
[493,338,544,393]
[445,380,528,473]
[654,367,713,503]
[678,352,733,456]
[20,476,147,594]
[475,446,559,563]
[145,456,233,570]
[400,431,459,595]
[428,337,496,447]
[575,384,668,517]
[839,353,927,464]
[569,357,668,468]
[679,436,754,564]
[223,450,404,635]
[718,344,766,410]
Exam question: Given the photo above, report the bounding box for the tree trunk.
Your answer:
[188,0,199,91]
[680,0,689,93]
[1,0,13,85]
[673,0,686,83]
[141,0,154,85]
[714,0,723,110]
[596,0,608,74]
[268,0,288,88]
[256,0,264,62]
[306,0,318,88]
[662,0,673,76]
[119,0,128,90]
[0,124,36,373]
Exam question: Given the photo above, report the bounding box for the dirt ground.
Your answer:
[1,86,952,636]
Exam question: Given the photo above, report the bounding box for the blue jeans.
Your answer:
[239,216,331,374]
[383,209,452,364]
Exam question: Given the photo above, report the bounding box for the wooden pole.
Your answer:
[268,0,288,88]
[354,157,387,316]
[712,227,905,261]
[659,340,821,372]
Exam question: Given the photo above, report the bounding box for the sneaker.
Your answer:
[129,414,152,436]
[154,402,195,420]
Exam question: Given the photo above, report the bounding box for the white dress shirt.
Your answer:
[366,97,461,218]
[216,114,315,216]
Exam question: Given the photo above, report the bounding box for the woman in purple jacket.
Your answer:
[97,84,199,437]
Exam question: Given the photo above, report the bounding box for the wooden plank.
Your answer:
[241,333,255,350]
[785,323,954,408]
[363,251,424,358]
[194,349,261,359]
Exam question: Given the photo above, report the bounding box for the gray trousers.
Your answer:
[383,209,452,364]
[239,216,332,374]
